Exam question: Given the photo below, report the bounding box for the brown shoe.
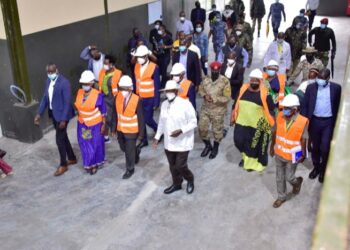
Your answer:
[273,199,286,208]
[67,159,77,166]
[292,177,303,195]
[54,166,68,176]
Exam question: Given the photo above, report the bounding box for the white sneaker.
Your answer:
[1,173,7,179]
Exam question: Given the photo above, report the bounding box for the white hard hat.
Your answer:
[79,70,95,83]
[249,68,263,79]
[161,80,179,91]
[267,59,279,67]
[281,94,300,107]
[118,75,133,88]
[134,45,149,57]
[170,63,186,75]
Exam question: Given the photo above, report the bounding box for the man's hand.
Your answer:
[153,106,159,111]
[297,155,306,164]
[34,114,41,125]
[58,121,67,130]
[153,139,159,149]
[269,145,275,157]
[101,123,106,134]
[170,129,182,138]
[230,120,235,127]
[204,94,213,103]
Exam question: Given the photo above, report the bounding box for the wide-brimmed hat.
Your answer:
[302,47,318,53]
[160,80,179,91]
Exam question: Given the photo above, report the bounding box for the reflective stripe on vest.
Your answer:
[231,83,275,127]
[274,112,309,161]
[263,73,286,109]
[178,79,192,99]
[98,68,122,96]
[134,62,156,98]
[115,93,139,134]
[75,88,103,127]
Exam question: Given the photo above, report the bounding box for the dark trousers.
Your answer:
[117,132,136,171]
[142,98,158,144]
[309,116,334,175]
[165,150,194,186]
[308,10,317,30]
[158,55,171,89]
[200,57,208,75]
[51,115,76,166]
[272,19,281,38]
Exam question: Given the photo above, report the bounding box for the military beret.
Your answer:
[210,61,222,70]
[320,18,328,24]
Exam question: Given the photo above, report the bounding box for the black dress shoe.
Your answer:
[164,184,182,194]
[137,141,149,149]
[309,168,319,179]
[122,169,134,179]
[238,160,244,168]
[186,181,194,194]
[318,172,325,183]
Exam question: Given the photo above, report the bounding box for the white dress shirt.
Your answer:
[140,61,150,77]
[92,56,104,80]
[224,63,235,79]
[263,41,292,74]
[48,77,58,110]
[155,97,197,152]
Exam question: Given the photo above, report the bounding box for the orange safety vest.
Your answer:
[178,79,192,99]
[275,112,309,161]
[263,72,286,108]
[134,62,156,98]
[231,83,275,127]
[115,93,139,134]
[98,68,122,96]
[75,88,103,127]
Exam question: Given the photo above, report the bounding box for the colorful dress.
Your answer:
[75,89,106,169]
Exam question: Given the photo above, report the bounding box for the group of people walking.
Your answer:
[0,0,342,208]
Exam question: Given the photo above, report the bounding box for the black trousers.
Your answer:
[118,132,137,171]
[309,116,334,175]
[51,114,76,166]
[308,10,317,30]
[165,150,194,186]
[157,55,171,89]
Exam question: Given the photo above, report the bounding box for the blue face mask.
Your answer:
[48,73,57,81]
[316,78,327,86]
[179,45,187,53]
[283,109,293,117]
[320,24,326,29]
[267,70,276,77]
[308,79,316,84]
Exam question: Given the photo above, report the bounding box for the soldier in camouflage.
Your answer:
[235,24,253,67]
[198,62,231,159]
[236,13,253,42]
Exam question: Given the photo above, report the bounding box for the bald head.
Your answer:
[318,68,331,80]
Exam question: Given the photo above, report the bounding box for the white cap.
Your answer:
[118,75,133,88]
[267,59,279,67]
[161,80,179,91]
[249,68,263,79]
[134,45,149,57]
[170,63,186,75]
[79,70,95,83]
[281,94,300,107]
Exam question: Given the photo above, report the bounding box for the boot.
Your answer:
[209,141,219,159]
[200,140,212,157]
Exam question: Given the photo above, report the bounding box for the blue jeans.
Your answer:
[142,97,158,143]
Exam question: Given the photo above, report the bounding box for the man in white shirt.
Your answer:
[176,11,194,37]
[305,0,319,30]
[153,80,197,195]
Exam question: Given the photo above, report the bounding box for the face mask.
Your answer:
[196,27,202,33]
[158,30,163,35]
[212,8,216,11]
[82,85,91,92]
[316,78,327,86]
[155,24,160,30]
[306,55,314,63]
[48,73,57,81]
[229,42,236,48]
[308,79,316,84]
[179,45,187,53]
[137,57,146,65]
[277,39,283,44]
[121,90,130,98]
[166,92,176,101]
[236,31,242,36]
[296,24,302,29]
[180,17,185,22]
[267,70,276,77]
[172,76,181,83]
[250,83,260,90]
[320,24,326,29]
[211,72,220,81]
[227,59,235,65]
[283,109,293,117]
[103,64,110,71]
[299,13,304,17]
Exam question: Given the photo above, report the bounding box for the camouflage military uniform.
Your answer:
[237,33,253,66]
[241,22,253,42]
[288,58,324,84]
[285,27,307,75]
[198,75,231,142]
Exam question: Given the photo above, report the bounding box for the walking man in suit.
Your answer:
[301,68,342,183]
[34,63,77,176]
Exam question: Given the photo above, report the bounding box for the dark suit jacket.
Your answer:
[191,8,206,25]
[220,63,244,87]
[301,82,342,125]
[173,50,201,87]
[38,74,75,122]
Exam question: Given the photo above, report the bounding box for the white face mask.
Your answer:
[155,24,160,30]
[172,76,181,83]
[277,39,283,44]
[48,73,58,81]
[82,85,91,92]
[121,90,131,97]
[227,59,235,65]
[196,27,202,33]
[103,64,110,71]
[180,17,185,22]
[137,57,146,65]
[236,31,242,36]
[166,92,176,101]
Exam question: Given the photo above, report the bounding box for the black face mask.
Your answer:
[211,72,220,81]
[229,42,236,48]
[250,83,260,90]
[306,55,314,63]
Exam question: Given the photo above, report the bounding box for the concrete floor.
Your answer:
[1,1,349,250]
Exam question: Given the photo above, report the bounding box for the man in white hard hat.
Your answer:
[270,94,308,208]
[112,76,145,179]
[231,68,275,172]
[134,45,161,148]
[170,63,196,109]
[153,80,197,195]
